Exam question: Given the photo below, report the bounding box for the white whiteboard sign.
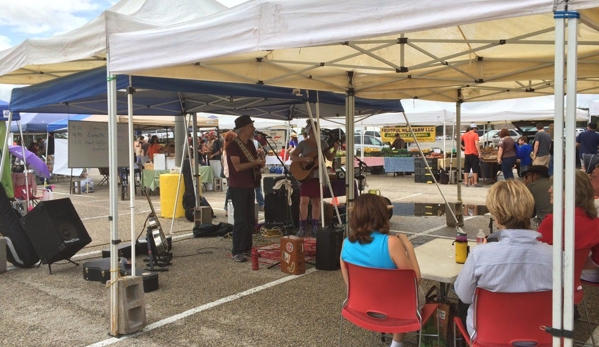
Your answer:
[68,121,129,168]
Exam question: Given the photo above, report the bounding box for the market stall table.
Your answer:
[414,238,476,301]
[384,157,415,174]
[142,166,213,191]
[352,157,384,167]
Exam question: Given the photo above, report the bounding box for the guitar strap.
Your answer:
[234,138,257,163]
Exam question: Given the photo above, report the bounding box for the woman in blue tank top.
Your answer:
[340,193,423,347]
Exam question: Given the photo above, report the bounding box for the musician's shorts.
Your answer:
[299,178,321,198]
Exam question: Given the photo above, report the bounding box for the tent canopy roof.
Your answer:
[9,113,75,133]
[0,0,227,85]
[47,114,219,132]
[107,0,599,102]
[9,66,404,118]
[461,95,589,123]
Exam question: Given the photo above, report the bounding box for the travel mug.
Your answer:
[453,235,469,264]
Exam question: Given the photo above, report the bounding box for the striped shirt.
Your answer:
[454,229,553,336]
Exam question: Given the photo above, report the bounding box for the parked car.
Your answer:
[356,130,383,143]
[479,129,521,147]
[353,135,388,154]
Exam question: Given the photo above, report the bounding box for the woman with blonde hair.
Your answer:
[454,180,553,336]
[340,193,423,347]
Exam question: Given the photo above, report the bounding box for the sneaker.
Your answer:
[473,183,483,188]
[232,254,247,262]
[258,205,265,212]
[242,251,252,258]
[296,229,308,237]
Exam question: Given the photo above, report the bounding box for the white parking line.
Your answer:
[392,216,477,241]
[86,268,317,347]
[392,193,422,201]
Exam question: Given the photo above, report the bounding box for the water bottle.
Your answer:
[476,229,486,245]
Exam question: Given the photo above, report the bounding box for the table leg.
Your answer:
[439,283,449,302]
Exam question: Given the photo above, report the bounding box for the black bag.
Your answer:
[193,222,233,238]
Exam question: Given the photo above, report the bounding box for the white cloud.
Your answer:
[0,85,16,103]
[0,0,110,43]
[0,35,11,50]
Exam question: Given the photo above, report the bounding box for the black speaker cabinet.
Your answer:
[0,184,39,267]
[263,175,286,195]
[316,227,344,271]
[21,198,92,265]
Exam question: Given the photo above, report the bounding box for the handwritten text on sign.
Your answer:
[68,121,129,167]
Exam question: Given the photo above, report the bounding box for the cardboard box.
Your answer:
[280,236,305,275]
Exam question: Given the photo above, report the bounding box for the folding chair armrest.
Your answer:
[509,340,540,347]
[453,316,471,346]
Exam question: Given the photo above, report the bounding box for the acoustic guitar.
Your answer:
[252,150,266,188]
[144,188,170,255]
[290,143,336,182]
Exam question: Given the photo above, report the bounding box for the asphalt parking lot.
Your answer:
[1,169,597,346]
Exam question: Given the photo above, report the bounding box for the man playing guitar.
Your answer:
[227,115,266,262]
[289,120,341,237]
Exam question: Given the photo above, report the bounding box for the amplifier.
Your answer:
[263,175,286,195]
[316,226,344,271]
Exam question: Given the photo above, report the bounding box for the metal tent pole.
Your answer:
[127,78,137,271]
[106,59,120,336]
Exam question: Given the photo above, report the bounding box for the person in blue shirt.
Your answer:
[515,136,532,177]
[576,122,599,173]
[340,193,423,347]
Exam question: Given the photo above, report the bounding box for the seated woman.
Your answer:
[454,180,553,337]
[538,170,599,290]
[340,193,423,347]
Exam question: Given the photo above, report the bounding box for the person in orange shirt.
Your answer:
[146,135,162,161]
[461,124,482,187]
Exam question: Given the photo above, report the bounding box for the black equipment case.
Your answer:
[82,257,159,292]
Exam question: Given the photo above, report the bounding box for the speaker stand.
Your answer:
[40,258,79,275]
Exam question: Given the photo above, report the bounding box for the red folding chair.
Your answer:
[339,262,439,347]
[453,288,552,347]
[575,248,597,347]
[16,186,43,210]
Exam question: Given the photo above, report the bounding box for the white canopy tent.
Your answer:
[0,0,227,85]
[107,1,599,345]
[0,0,229,337]
[108,0,599,102]
[462,95,589,123]
[591,100,599,116]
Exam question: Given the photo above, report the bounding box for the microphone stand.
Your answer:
[259,135,299,233]
[260,135,297,184]
[354,156,369,194]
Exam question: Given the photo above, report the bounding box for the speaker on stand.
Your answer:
[20,198,92,274]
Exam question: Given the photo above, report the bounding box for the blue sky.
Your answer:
[0,0,246,102]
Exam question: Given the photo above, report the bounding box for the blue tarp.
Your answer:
[0,100,18,121]
[9,113,75,133]
[9,67,403,118]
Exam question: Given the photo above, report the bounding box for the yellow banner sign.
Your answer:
[381,126,436,143]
